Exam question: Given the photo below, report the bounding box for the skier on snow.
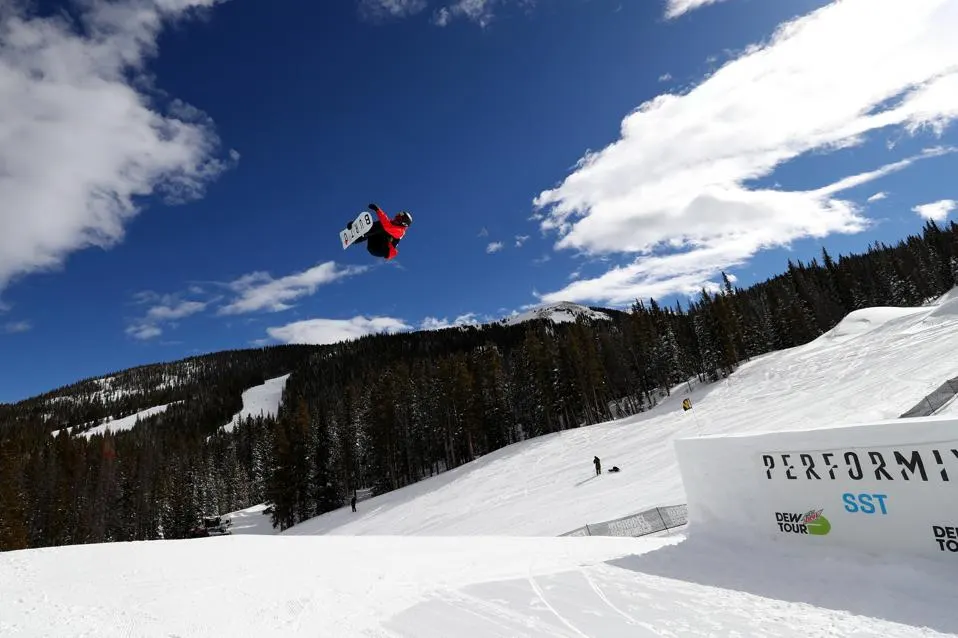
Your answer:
[347,203,413,260]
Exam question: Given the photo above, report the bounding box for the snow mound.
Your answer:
[810,306,927,346]
[500,301,611,326]
[922,294,958,325]
[927,284,958,307]
[219,374,290,434]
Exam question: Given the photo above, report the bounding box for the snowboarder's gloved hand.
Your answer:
[368,203,381,212]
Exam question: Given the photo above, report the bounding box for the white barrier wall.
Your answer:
[673,416,958,559]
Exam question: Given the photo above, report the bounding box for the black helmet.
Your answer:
[395,211,412,226]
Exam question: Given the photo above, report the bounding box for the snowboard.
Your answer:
[340,210,375,249]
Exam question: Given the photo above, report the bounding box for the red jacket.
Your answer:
[372,207,407,260]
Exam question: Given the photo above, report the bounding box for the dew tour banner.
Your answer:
[673,417,958,560]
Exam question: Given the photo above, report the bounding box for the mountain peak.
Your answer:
[499,301,612,326]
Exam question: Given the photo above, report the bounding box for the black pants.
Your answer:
[354,222,392,258]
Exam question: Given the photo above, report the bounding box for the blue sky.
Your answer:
[1,0,957,403]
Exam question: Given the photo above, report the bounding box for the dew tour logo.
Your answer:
[776,508,831,535]
[933,526,958,553]
[761,446,958,483]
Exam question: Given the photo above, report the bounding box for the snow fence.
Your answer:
[674,416,958,560]
[899,375,958,417]
[560,504,687,537]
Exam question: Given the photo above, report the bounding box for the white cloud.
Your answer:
[912,199,957,221]
[267,316,412,345]
[420,313,482,330]
[658,73,673,82]
[220,262,368,315]
[867,191,888,202]
[126,292,209,340]
[3,321,31,334]
[0,0,236,298]
[486,241,504,253]
[665,0,729,20]
[360,0,427,20]
[533,0,958,306]
[812,149,951,197]
[433,0,537,27]
[434,0,496,27]
[515,234,530,247]
[126,324,164,341]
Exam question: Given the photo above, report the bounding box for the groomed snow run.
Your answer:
[53,403,177,439]
[219,373,290,434]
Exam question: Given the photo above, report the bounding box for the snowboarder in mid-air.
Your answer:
[347,203,413,260]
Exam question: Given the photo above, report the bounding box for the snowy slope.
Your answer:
[287,292,958,538]
[43,363,199,407]
[5,293,958,637]
[225,503,277,535]
[53,403,178,438]
[500,301,612,326]
[219,373,290,434]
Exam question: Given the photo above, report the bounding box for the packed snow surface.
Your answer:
[2,535,955,637]
[220,373,290,433]
[225,503,276,535]
[6,292,958,637]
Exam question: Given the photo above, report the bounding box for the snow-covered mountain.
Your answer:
[5,290,958,637]
[499,301,613,326]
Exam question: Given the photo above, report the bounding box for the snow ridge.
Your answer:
[500,301,612,326]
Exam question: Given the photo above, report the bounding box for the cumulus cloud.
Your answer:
[664,0,729,20]
[912,199,957,221]
[126,291,209,340]
[267,316,412,345]
[515,235,530,247]
[658,73,673,82]
[533,0,958,306]
[867,191,888,202]
[0,0,236,299]
[486,241,504,253]
[220,262,368,315]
